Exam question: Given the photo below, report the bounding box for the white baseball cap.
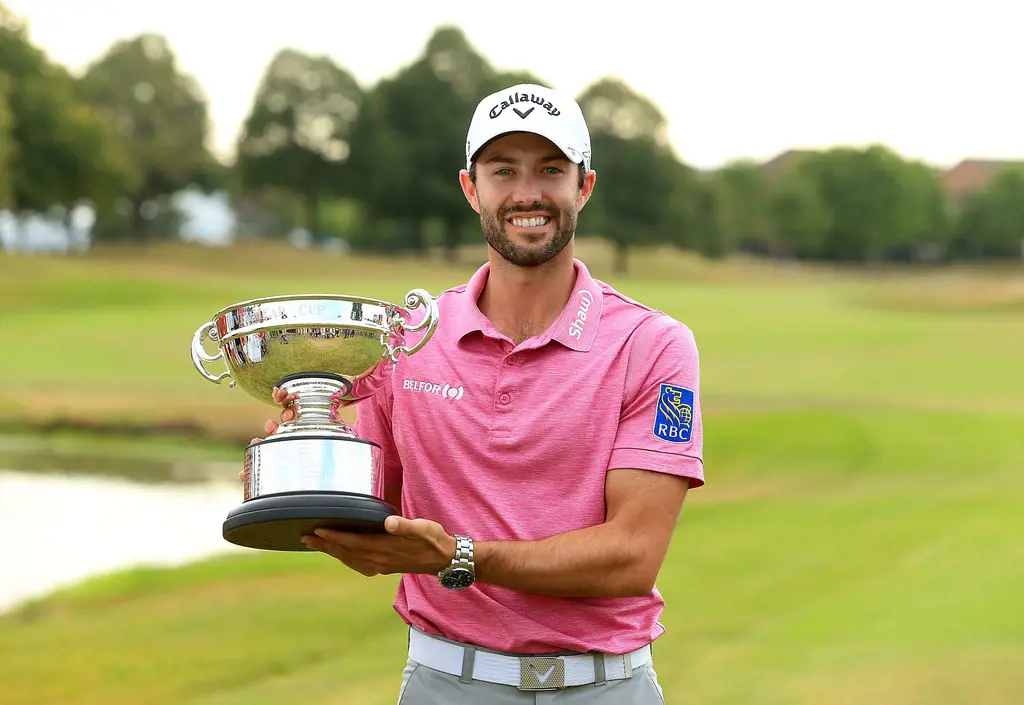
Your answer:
[465,83,592,172]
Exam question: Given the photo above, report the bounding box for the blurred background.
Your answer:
[0,2,1021,704]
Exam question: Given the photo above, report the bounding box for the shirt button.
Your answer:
[506,355,517,365]
[499,393,511,405]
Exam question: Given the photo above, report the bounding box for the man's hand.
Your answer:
[238,386,299,482]
[300,516,456,578]
[260,385,300,439]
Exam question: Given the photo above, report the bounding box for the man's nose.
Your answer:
[511,175,542,203]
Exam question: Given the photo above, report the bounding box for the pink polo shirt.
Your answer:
[353,258,704,655]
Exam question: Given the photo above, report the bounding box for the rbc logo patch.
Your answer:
[653,383,695,443]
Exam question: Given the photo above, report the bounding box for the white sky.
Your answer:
[8,0,1024,170]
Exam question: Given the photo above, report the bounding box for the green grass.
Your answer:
[0,241,1022,705]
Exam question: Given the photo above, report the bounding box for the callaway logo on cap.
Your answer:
[465,83,592,171]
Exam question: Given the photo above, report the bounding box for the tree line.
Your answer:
[2,4,1022,272]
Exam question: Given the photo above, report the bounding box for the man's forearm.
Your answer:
[473,522,653,599]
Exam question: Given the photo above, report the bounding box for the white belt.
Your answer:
[407,627,653,691]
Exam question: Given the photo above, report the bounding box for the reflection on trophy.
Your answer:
[190,290,439,551]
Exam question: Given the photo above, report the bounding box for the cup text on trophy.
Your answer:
[567,290,594,340]
[297,303,327,316]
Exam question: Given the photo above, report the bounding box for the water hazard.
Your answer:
[0,438,249,614]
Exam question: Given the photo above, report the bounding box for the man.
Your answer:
[261,83,704,703]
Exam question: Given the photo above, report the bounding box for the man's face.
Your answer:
[461,132,596,268]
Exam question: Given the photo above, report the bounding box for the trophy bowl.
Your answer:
[190,289,439,551]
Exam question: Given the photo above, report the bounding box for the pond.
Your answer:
[0,438,249,614]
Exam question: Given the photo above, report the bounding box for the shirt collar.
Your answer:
[454,258,604,352]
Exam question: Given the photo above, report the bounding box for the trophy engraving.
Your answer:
[190,290,439,551]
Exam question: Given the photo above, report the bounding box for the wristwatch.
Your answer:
[438,534,475,590]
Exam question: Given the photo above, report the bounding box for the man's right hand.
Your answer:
[240,385,299,482]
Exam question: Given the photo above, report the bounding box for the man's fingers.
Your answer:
[342,559,380,577]
[272,387,299,425]
[324,550,382,577]
[264,419,279,435]
[272,386,299,405]
[383,516,433,538]
[312,528,373,546]
[302,536,377,573]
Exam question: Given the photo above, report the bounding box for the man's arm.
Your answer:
[304,315,704,592]
[473,468,690,598]
[305,467,692,594]
[469,314,704,599]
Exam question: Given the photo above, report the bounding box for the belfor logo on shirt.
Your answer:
[653,383,694,443]
[403,378,465,401]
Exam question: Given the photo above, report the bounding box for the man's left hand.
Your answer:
[300,516,455,577]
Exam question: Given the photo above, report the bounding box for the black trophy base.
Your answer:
[222,491,396,552]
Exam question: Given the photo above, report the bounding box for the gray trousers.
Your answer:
[395,635,667,704]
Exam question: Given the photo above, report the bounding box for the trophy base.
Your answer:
[222,491,396,552]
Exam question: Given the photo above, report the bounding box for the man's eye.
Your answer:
[494,168,512,176]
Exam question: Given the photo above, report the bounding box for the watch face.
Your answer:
[442,568,474,590]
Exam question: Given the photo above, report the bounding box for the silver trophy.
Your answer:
[190,290,439,551]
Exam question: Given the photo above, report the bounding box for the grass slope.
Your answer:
[0,242,1021,704]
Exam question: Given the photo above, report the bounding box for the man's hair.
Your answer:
[468,161,587,189]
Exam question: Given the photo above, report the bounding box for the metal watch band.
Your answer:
[452,534,474,567]
[438,534,476,590]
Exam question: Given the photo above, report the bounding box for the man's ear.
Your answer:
[576,170,597,212]
[459,169,480,214]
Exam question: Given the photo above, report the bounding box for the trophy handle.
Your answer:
[191,321,234,386]
[386,288,440,363]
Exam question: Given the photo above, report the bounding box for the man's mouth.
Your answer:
[508,215,551,228]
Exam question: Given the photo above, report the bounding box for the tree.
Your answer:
[0,3,13,209]
[345,80,413,251]
[770,160,832,258]
[676,169,726,259]
[0,72,14,208]
[577,77,682,274]
[58,99,141,220]
[884,160,949,262]
[0,3,136,218]
[948,166,1024,260]
[78,33,216,238]
[788,145,948,263]
[351,26,499,259]
[712,159,772,255]
[235,48,364,234]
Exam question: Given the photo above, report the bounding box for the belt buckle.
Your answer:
[519,656,565,690]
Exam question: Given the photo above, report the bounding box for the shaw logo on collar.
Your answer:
[653,383,694,443]
[567,289,594,341]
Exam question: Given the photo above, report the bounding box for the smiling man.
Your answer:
[272,83,705,703]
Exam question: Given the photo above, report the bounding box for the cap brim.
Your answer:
[468,130,585,169]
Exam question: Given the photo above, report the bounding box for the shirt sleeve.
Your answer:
[352,380,404,502]
[608,314,704,488]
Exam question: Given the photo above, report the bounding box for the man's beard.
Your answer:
[480,201,577,268]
